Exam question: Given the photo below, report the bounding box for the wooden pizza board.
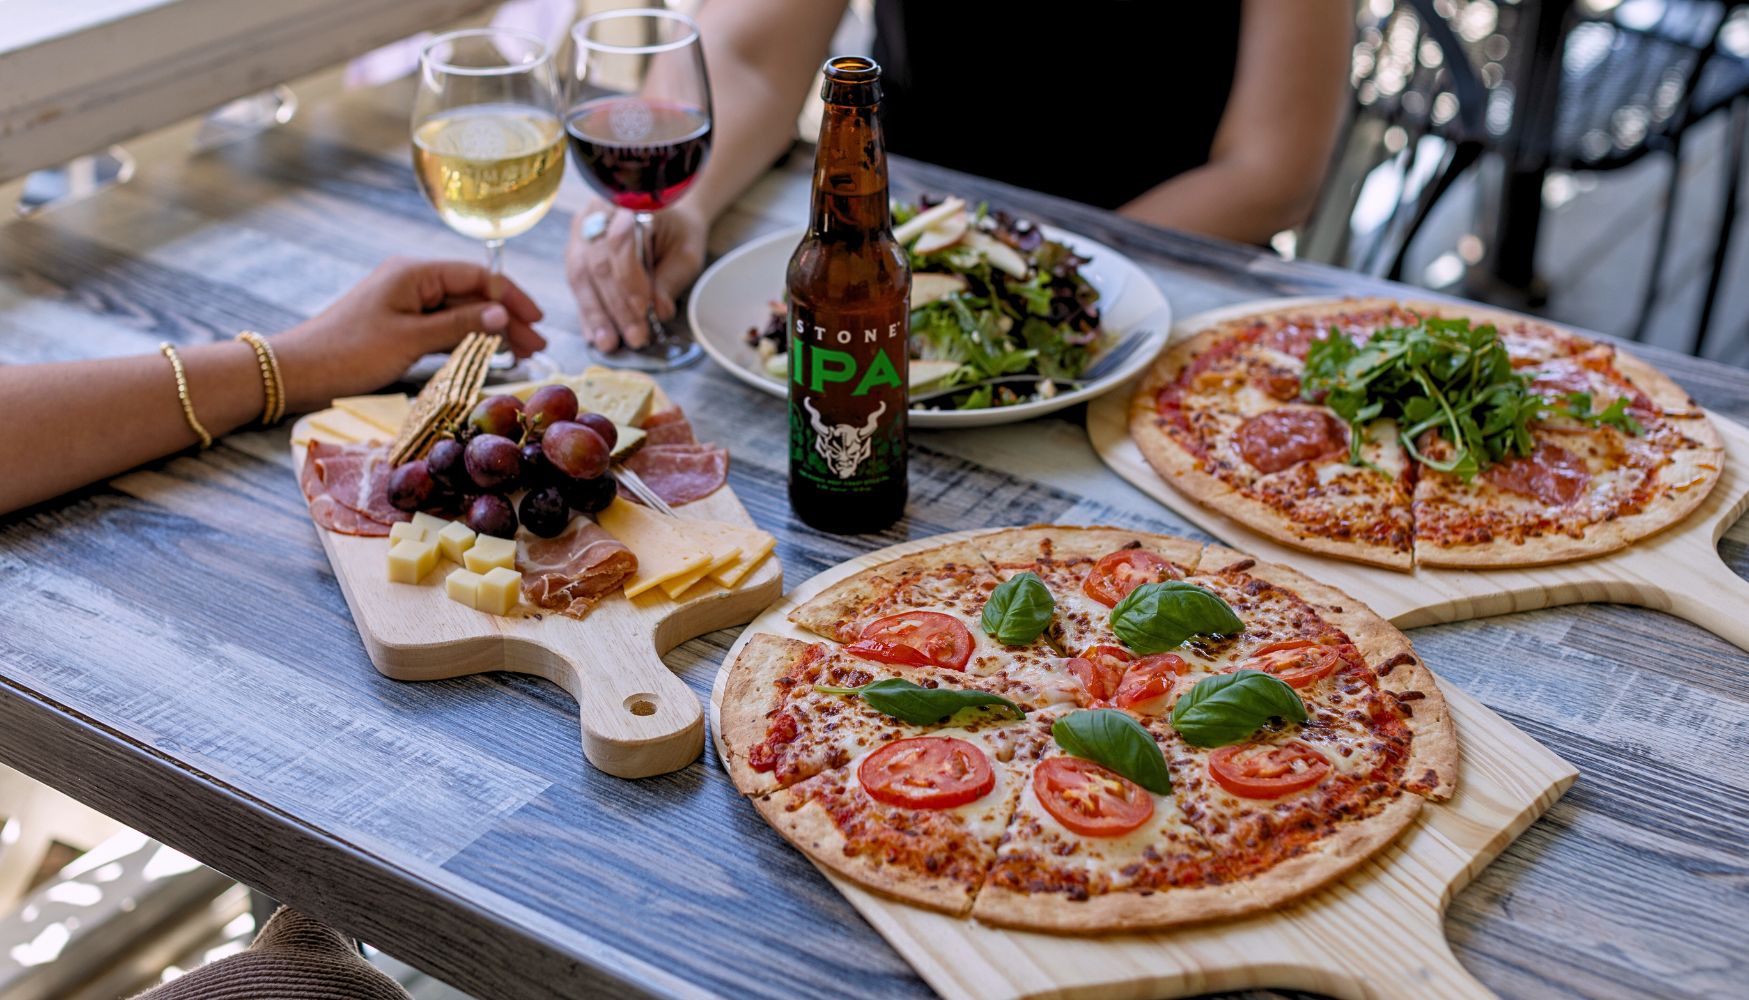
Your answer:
[1088,299,1749,654]
[709,529,1576,1000]
[292,416,782,779]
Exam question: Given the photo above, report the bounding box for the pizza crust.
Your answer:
[969,876,1266,934]
[718,633,817,796]
[787,539,997,643]
[972,523,1205,573]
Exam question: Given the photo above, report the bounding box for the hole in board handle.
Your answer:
[624,694,657,717]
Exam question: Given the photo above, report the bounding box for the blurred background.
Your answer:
[2,0,1746,995]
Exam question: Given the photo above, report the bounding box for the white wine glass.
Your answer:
[566,8,714,371]
[413,27,564,276]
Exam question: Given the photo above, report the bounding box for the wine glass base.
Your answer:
[587,338,704,373]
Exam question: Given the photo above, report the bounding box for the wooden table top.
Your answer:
[1,79,1745,1000]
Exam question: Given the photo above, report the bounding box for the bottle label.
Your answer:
[788,307,908,490]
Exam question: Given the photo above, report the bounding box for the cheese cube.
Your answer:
[437,520,477,563]
[476,567,522,616]
[389,521,427,543]
[575,370,654,427]
[445,568,482,607]
[411,512,449,537]
[387,537,438,584]
[464,534,517,574]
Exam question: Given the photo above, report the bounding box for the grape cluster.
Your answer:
[386,385,618,538]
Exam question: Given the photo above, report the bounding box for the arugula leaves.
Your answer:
[1052,709,1172,794]
[1170,670,1308,748]
[814,678,1025,726]
[1109,582,1243,654]
[1301,317,1644,480]
[981,571,1054,645]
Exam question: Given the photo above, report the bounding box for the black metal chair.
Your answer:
[1299,0,1489,282]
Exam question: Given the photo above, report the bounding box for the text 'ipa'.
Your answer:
[786,56,910,533]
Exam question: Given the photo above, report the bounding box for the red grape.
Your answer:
[575,412,618,450]
[560,472,619,514]
[469,394,524,438]
[520,441,553,485]
[519,486,571,538]
[427,438,466,490]
[388,460,433,511]
[466,493,518,539]
[465,434,522,491]
[541,421,610,479]
[524,384,580,431]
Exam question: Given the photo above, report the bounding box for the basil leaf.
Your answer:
[981,571,1054,645]
[815,677,1024,726]
[1170,670,1308,748]
[1051,709,1172,795]
[1109,581,1242,654]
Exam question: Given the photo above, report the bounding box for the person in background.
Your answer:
[567,0,1352,354]
[0,258,545,516]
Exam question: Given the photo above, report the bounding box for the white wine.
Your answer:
[413,105,565,241]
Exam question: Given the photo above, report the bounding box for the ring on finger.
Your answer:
[582,210,611,242]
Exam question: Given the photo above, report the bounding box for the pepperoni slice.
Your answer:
[1235,408,1348,474]
[846,612,975,671]
[1483,441,1589,506]
[1034,757,1154,837]
[859,737,995,809]
[1111,653,1190,713]
[1209,741,1331,799]
[1259,370,1302,401]
[1082,549,1178,608]
[1235,640,1346,689]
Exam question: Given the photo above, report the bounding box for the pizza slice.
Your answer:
[750,715,1052,915]
[971,525,1203,656]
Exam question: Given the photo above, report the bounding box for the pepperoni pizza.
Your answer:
[719,526,1457,933]
[1129,298,1725,569]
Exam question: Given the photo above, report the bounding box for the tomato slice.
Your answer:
[1236,640,1344,689]
[847,611,975,671]
[1111,653,1190,712]
[1208,741,1331,799]
[1082,549,1177,607]
[1033,756,1155,837]
[858,736,995,809]
[1069,644,1133,704]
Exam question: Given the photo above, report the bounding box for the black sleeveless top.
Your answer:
[871,1,1242,209]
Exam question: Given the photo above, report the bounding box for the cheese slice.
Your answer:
[659,539,742,599]
[597,498,712,598]
[332,393,410,434]
[307,408,392,445]
[574,369,655,427]
[678,519,777,589]
[291,422,355,448]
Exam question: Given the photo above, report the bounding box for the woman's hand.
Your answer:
[565,198,707,352]
[274,258,546,412]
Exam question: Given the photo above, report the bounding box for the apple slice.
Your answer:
[962,230,1029,278]
[910,272,968,308]
[912,209,969,254]
[893,197,966,245]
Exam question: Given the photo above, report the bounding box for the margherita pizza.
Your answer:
[719,525,1457,933]
[1129,298,1724,569]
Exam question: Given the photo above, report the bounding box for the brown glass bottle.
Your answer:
[787,56,910,534]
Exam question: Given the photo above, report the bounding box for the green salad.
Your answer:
[748,196,1109,409]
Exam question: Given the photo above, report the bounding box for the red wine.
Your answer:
[565,97,711,211]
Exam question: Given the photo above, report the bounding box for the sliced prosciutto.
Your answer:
[300,441,409,536]
[622,444,729,506]
[518,517,638,618]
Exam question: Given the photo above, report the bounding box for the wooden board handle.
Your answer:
[1341,940,1498,1000]
[1658,555,1749,653]
[506,635,704,779]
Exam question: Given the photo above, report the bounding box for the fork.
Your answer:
[614,465,678,517]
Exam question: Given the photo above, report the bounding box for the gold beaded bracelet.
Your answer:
[159,342,213,450]
[235,331,285,425]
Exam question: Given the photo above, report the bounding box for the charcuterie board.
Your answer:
[292,415,782,778]
[708,529,1575,1000]
[1089,299,1749,653]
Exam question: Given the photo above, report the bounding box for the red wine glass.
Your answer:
[566,8,713,371]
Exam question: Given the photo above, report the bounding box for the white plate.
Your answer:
[687,224,1172,428]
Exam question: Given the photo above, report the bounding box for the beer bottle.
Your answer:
[787,56,910,534]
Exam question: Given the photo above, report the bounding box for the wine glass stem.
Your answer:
[633,211,665,340]
[485,238,505,276]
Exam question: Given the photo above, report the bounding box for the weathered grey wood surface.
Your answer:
[0,79,1745,1000]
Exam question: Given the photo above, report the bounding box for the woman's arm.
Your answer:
[1119,0,1351,244]
[0,258,544,515]
[568,0,848,350]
